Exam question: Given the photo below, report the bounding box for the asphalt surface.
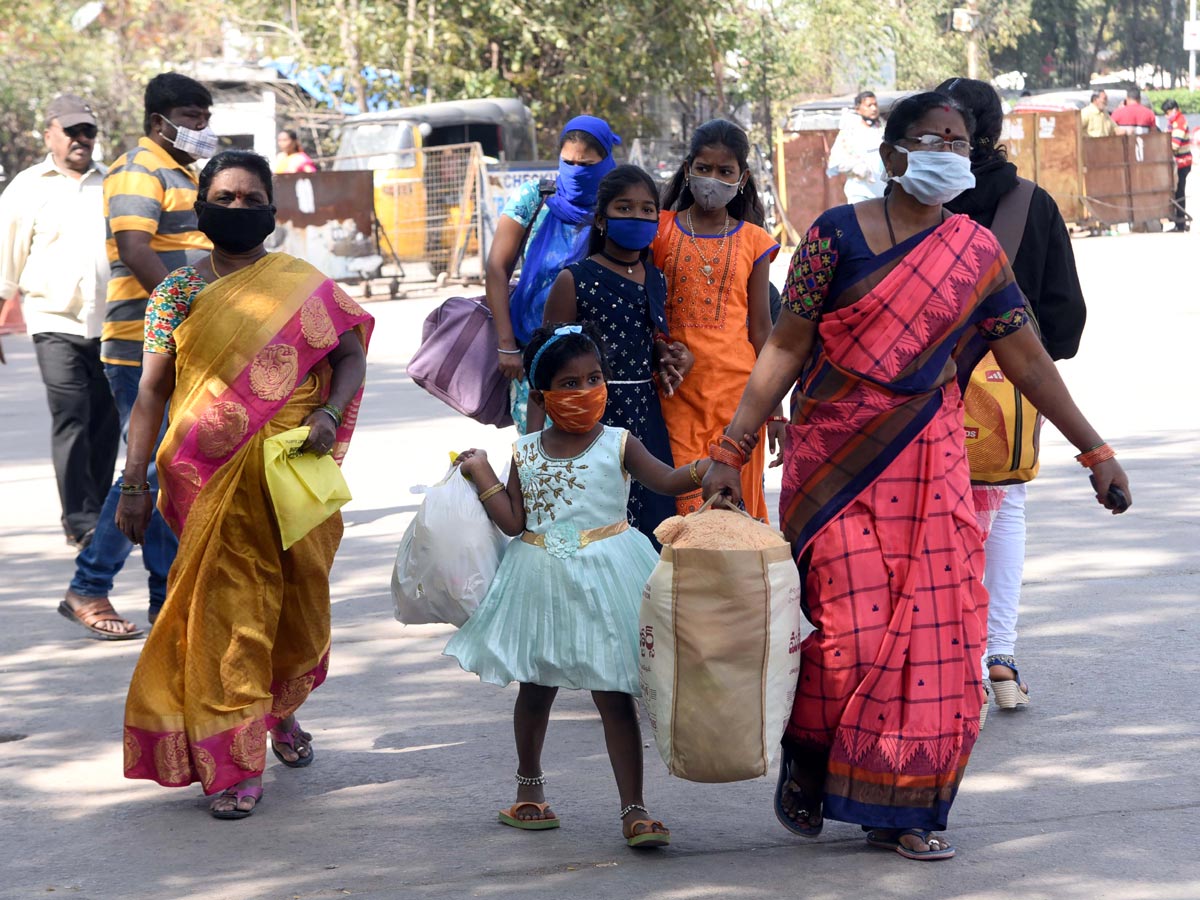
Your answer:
[0,236,1197,900]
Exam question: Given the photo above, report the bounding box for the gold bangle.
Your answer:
[477,484,505,503]
[689,460,702,486]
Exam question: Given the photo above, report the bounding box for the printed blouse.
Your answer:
[781,205,1027,340]
[143,266,207,355]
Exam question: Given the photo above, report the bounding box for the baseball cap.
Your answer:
[46,94,97,130]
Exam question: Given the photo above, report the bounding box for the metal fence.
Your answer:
[371,142,485,281]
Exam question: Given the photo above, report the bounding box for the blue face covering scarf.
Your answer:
[509,115,622,346]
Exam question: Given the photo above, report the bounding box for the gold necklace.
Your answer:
[685,208,730,286]
[209,251,225,279]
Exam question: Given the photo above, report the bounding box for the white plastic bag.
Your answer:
[391,464,509,626]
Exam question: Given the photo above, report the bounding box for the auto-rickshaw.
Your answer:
[332,98,537,275]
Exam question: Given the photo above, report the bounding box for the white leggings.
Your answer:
[982,482,1027,660]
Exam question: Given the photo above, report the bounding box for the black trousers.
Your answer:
[31,332,120,540]
[1175,165,1191,229]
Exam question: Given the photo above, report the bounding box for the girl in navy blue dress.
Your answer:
[539,166,692,542]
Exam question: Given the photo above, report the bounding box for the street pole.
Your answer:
[1192,0,1197,90]
[967,0,980,79]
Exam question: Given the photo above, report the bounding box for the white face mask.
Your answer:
[162,116,219,159]
[889,146,976,206]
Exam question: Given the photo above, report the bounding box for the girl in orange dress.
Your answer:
[653,119,781,518]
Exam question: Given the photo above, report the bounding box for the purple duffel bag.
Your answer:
[407,295,514,429]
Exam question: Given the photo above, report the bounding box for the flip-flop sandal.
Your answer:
[271,720,315,768]
[893,829,956,861]
[624,819,671,849]
[773,746,823,837]
[210,785,263,820]
[498,801,560,830]
[58,596,143,641]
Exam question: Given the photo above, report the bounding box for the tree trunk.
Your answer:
[401,0,418,96]
[1087,0,1114,81]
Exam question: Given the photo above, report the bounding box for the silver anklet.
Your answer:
[515,772,546,786]
[620,803,649,819]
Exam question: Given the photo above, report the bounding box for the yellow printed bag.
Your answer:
[963,175,1042,485]
[963,351,1042,484]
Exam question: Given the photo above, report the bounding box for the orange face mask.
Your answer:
[540,384,608,433]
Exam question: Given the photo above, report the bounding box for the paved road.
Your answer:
[1,237,1197,900]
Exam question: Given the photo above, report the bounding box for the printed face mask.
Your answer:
[605,216,658,251]
[689,173,741,211]
[162,116,219,159]
[195,201,277,254]
[890,147,976,206]
[540,384,608,433]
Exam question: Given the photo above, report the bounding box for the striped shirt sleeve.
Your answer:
[106,168,164,235]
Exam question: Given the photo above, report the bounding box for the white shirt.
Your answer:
[826,110,886,203]
[0,154,109,338]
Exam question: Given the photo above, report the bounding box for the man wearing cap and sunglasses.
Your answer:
[0,94,121,557]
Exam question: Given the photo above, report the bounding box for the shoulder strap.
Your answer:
[990,176,1043,340]
[990,176,1035,263]
[516,178,557,263]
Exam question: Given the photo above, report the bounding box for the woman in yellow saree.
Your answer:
[115,151,372,819]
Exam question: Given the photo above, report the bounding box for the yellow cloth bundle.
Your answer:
[263,426,352,550]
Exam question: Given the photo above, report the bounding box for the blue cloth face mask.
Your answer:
[605,216,659,251]
[555,159,608,210]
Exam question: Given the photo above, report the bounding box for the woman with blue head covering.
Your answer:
[484,115,621,433]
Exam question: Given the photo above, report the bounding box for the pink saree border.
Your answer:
[158,278,374,533]
[123,651,331,795]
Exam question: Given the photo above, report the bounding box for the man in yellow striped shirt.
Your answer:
[61,72,214,639]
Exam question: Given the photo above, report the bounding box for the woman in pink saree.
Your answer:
[116,151,372,819]
[704,94,1130,860]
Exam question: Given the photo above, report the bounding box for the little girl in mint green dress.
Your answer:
[443,322,729,850]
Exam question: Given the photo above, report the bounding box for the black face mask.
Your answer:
[195,201,277,254]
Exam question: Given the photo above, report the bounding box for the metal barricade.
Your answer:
[373,142,485,282]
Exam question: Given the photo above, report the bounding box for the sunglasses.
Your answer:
[63,124,98,140]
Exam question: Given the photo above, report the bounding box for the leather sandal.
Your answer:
[58,592,143,641]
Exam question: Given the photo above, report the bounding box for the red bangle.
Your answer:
[1076,443,1116,468]
[653,331,670,344]
[768,416,788,424]
[715,433,748,463]
[708,444,745,470]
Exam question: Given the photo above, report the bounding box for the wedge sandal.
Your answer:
[987,655,1030,709]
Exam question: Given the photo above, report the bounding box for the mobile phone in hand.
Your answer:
[1089,474,1130,513]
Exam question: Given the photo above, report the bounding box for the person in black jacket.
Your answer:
[939,77,1088,718]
